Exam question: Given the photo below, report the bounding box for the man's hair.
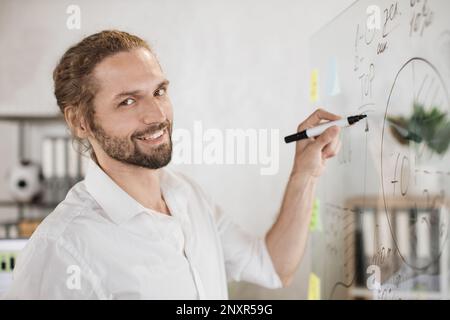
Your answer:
[53,30,153,154]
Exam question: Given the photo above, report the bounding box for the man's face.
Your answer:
[88,48,173,169]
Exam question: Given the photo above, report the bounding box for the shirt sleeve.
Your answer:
[211,202,282,289]
[2,235,107,300]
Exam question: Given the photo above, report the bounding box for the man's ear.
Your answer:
[64,106,90,139]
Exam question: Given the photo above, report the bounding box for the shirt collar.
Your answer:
[84,159,189,225]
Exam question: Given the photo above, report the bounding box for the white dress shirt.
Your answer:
[3,160,281,299]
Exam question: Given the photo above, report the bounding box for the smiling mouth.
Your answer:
[135,128,167,143]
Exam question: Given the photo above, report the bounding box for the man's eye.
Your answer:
[120,98,136,106]
[155,88,166,97]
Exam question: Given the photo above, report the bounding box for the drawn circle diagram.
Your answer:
[381,57,450,271]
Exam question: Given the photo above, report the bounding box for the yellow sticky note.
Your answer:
[308,272,321,300]
[309,198,321,232]
[310,69,319,102]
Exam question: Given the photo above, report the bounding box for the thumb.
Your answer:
[314,126,340,149]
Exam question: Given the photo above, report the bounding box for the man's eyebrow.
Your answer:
[113,80,170,100]
[158,80,170,87]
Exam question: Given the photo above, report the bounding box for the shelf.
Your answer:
[350,286,448,300]
[347,194,450,210]
[0,114,63,121]
[0,200,59,209]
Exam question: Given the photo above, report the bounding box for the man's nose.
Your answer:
[141,99,167,125]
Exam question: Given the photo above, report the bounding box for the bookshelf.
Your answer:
[0,111,83,238]
[345,195,450,300]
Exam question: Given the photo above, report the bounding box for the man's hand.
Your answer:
[291,108,342,178]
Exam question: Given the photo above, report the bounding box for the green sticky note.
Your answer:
[309,198,322,232]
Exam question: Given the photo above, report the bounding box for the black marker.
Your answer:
[284,114,367,143]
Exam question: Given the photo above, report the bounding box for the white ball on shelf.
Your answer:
[8,160,43,203]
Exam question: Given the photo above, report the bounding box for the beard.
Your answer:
[90,118,173,170]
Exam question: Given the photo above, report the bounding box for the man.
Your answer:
[4,30,341,299]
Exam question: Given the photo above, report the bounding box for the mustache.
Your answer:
[132,120,171,139]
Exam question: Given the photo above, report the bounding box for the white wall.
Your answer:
[0,0,354,298]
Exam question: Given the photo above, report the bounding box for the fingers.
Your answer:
[323,137,342,159]
[297,108,342,132]
[314,126,340,149]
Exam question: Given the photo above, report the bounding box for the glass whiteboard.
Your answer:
[310,0,450,300]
